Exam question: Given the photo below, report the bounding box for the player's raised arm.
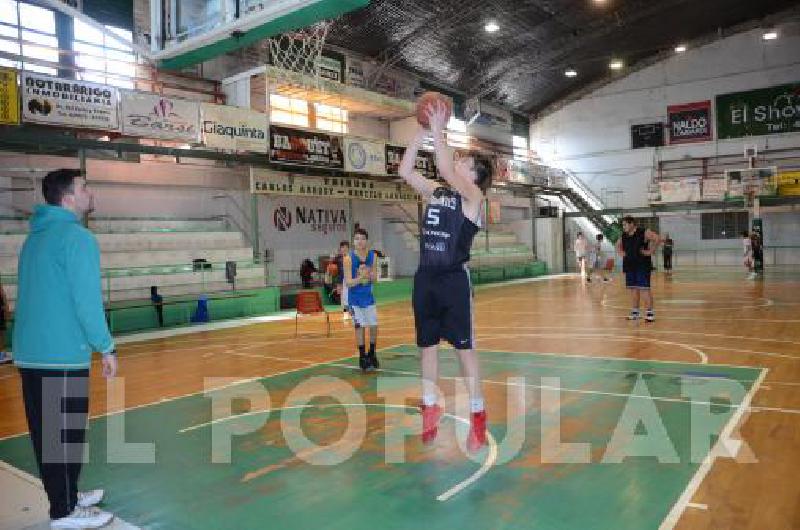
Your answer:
[427,102,483,204]
[398,128,437,199]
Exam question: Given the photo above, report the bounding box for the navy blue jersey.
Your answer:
[419,187,480,270]
[621,227,652,272]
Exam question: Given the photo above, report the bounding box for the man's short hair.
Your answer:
[339,240,350,248]
[354,227,368,239]
[622,215,636,225]
[473,155,493,193]
[42,168,82,206]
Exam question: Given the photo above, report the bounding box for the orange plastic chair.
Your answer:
[295,290,330,337]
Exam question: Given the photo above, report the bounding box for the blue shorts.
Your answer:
[625,269,651,289]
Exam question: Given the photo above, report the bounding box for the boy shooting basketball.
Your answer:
[398,99,493,452]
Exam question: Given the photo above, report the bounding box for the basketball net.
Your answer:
[267,21,331,89]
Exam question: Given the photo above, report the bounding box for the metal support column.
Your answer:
[347,199,354,239]
[530,194,537,259]
[484,197,490,252]
[250,192,260,260]
[561,213,568,273]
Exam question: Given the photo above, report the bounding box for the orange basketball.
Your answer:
[416,91,452,129]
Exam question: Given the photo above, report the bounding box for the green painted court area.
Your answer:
[0,346,763,530]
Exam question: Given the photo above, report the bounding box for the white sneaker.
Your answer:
[51,506,113,529]
[0,351,10,364]
[77,489,104,508]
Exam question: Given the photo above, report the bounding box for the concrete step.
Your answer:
[0,247,254,272]
[105,277,267,303]
[0,217,228,234]
[0,231,245,255]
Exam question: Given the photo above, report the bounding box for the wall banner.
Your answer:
[120,91,199,141]
[251,168,420,202]
[344,137,386,174]
[201,103,267,152]
[667,101,712,144]
[21,72,118,130]
[269,125,343,168]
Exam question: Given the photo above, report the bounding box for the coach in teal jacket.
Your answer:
[13,169,117,528]
[13,199,115,367]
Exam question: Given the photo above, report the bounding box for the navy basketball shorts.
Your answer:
[413,267,474,350]
[625,268,652,289]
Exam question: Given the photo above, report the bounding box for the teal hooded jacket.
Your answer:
[12,205,115,370]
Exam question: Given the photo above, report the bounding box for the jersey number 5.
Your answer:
[426,208,440,226]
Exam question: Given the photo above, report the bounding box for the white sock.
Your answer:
[470,398,485,413]
[422,394,437,407]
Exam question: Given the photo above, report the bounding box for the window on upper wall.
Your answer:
[701,211,749,240]
[73,20,135,89]
[314,102,347,134]
[0,1,58,75]
[513,135,529,161]
[269,93,309,128]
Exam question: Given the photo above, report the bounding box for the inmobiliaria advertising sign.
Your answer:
[21,72,118,130]
[667,100,712,144]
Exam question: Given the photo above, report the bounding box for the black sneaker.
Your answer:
[359,354,370,372]
[645,311,655,323]
[367,353,379,371]
[628,311,640,321]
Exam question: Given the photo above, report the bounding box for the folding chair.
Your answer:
[295,290,331,337]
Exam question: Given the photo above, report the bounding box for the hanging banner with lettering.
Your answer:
[269,125,343,168]
[200,103,267,152]
[21,72,118,130]
[344,137,386,174]
[0,67,19,125]
[701,178,726,201]
[667,101,712,144]
[716,82,800,139]
[317,54,343,83]
[659,179,701,202]
[251,168,420,202]
[385,144,437,180]
[120,91,199,141]
[345,57,366,88]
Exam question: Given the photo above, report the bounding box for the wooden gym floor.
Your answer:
[0,268,798,529]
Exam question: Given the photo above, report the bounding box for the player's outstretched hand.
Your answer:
[425,101,449,135]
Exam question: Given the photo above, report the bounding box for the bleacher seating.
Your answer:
[0,216,264,309]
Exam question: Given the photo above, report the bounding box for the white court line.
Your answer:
[658,367,769,530]
[0,350,365,443]
[233,351,765,412]
[469,327,799,362]
[601,296,774,312]
[686,502,708,510]
[474,323,800,348]
[178,402,498,503]
[475,332,709,364]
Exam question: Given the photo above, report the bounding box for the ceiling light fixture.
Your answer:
[762,30,778,41]
[609,59,624,70]
[675,44,687,53]
[484,21,500,33]
[565,69,577,77]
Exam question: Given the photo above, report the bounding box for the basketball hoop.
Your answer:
[267,21,332,87]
